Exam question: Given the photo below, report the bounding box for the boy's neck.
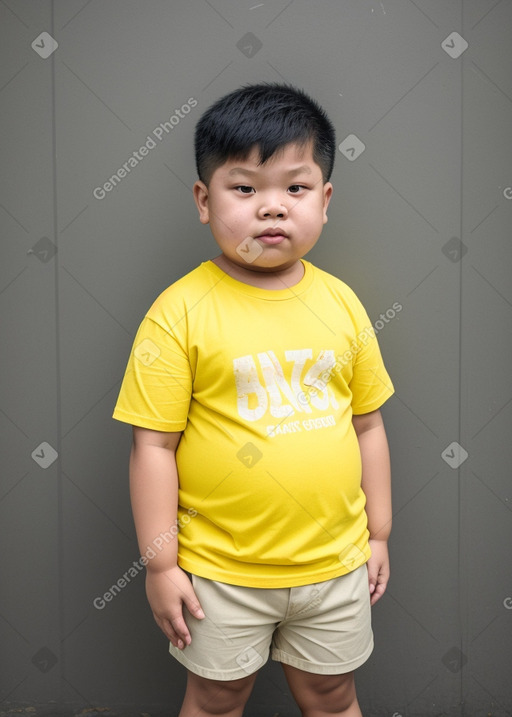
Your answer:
[211,255,305,290]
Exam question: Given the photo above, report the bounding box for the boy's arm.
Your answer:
[130,426,205,648]
[352,408,392,606]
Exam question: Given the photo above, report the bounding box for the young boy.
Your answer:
[113,83,394,717]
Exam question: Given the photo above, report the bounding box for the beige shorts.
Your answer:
[169,565,373,680]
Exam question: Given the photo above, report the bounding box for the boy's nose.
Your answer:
[258,198,289,219]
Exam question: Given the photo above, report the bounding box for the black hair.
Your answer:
[194,83,336,185]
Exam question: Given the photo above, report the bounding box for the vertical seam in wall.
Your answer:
[459,0,465,714]
[50,0,65,696]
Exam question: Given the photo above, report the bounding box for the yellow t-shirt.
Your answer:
[113,260,394,587]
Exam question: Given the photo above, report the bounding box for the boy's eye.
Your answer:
[288,185,306,193]
[235,185,255,194]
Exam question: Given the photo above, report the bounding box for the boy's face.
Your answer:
[193,141,333,278]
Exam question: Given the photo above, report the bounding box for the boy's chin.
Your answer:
[231,256,300,274]
[213,250,306,277]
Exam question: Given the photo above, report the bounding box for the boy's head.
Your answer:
[194,83,336,186]
[193,84,335,282]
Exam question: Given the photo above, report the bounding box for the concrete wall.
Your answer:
[1,1,511,714]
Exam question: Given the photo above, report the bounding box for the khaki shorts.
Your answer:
[169,565,373,680]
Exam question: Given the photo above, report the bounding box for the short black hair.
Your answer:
[194,83,336,185]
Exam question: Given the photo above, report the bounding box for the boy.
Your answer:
[113,83,394,717]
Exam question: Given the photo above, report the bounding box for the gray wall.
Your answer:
[1,2,511,715]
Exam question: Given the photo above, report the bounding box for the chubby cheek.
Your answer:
[296,206,325,238]
[210,208,248,245]
[225,210,253,239]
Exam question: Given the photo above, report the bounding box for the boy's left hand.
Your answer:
[367,538,389,606]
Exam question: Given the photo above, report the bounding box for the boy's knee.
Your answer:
[284,667,357,714]
[184,671,256,714]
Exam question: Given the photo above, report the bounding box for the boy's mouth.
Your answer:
[255,228,288,245]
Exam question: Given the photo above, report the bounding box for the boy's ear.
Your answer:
[322,182,333,224]
[193,180,210,224]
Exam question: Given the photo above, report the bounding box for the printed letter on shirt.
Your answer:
[233,355,268,421]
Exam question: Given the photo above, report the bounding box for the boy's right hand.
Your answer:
[145,566,205,649]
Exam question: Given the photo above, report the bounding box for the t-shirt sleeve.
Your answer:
[348,296,395,415]
[112,315,192,431]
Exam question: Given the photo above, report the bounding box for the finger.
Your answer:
[170,614,193,645]
[153,615,177,643]
[370,578,388,606]
[168,626,187,650]
[367,566,378,594]
[154,613,191,648]
[183,593,206,620]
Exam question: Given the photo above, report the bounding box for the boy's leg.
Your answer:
[179,669,258,717]
[271,567,372,716]
[281,664,362,717]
